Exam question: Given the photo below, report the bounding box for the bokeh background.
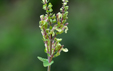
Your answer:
[0,0,113,71]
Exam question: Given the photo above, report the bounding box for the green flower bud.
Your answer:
[55,38,62,42]
[46,29,49,33]
[55,43,61,51]
[65,6,69,11]
[56,28,63,34]
[48,3,53,8]
[53,19,56,23]
[40,15,44,20]
[57,12,62,19]
[43,4,47,10]
[62,20,66,24]
[63,2,67,6]
[64,26,68,33]
[52,32,55,36]
[54,52,60,57]
[52,14,56,19]
[49,8,53,12]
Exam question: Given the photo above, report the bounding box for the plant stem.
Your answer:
[47,65,51,71]
[50,34,52,55]
[48,34,52,71]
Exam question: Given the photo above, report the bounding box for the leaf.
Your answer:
[37,56,54,67]
[38,56,47,62]
[43,60,54,67]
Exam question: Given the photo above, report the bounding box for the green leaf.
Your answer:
[43,60,54,67]
[37,56,54,67]
[38,56,47,62]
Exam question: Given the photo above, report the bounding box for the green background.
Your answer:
[0,0,113,71]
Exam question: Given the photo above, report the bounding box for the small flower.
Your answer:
[40,15,44,21]
[42,0,47,4]
[62,48,68,52]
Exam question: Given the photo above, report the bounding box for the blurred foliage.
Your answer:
[0,0,113,71]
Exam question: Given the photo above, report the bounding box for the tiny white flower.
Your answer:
[62,48,68,52]
[42,0,47,4]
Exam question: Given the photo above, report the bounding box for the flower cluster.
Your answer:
[38,0,69,67]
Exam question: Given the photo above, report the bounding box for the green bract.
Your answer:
[38,0,69,70]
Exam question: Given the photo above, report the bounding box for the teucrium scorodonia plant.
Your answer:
[38,0,69,71]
